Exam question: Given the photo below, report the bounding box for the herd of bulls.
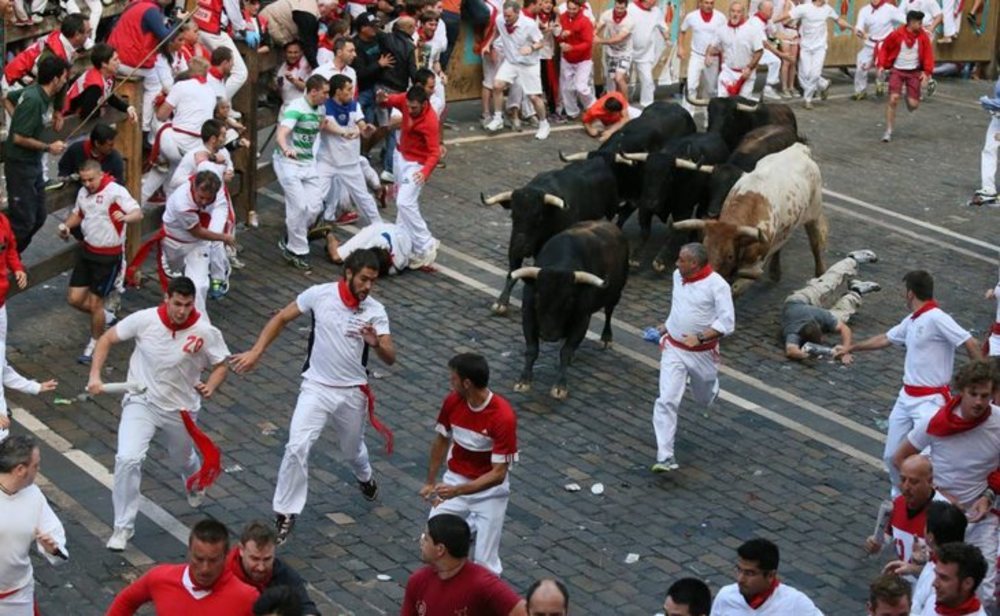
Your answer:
[479,97,831,400]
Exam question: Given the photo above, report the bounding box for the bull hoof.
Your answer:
[628,258,641,268]
[491,302,509,316]
[651,258,668,273]
[513,380,532,393]
[602,339,613,350]
[549,385,569,400]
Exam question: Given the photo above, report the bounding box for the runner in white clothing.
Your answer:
[711,538,823,615]
[628,0,669,108]
[984,269,1000,356]
[230,249,396,546]
[651,243,734,472]
[88,276,231,552]
[892,361,1000,609]
[864,573,912,616]
[706,1,764,100]
[0,436,67,616]
[679,0,726,116]
[851,0,905,99]
[749,1,790,100]
[595,0,635,95]
[834,270,980,495]
[326,222,414,274]
[915,543,989,615]
[780,0,858,108]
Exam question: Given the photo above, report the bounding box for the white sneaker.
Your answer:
[187,488,206,508]
[762,85,781,100]
[106,527,134,551]
[103,308,118,327]
[379,170,395,184]
[248,211,260,228]
[534,120,551,140]
[485,116,504,132]
[78,338,97,364]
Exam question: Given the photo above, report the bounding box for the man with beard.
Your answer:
[226,520,319,614]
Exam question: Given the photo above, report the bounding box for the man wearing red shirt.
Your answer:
[402,513,527,616]
[419,353,519,576]
[557,0,596,119]
[877,10,934,143]
[582,90,632,141]
[377,86,441,270]
[107,519,259,615]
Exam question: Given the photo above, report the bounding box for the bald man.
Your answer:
[865,454,942,574]
[526,579,569,615]
[706,1,764,99]
[750,0,791,100]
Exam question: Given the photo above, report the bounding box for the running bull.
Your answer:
[687,94,798,152]
[672,143,827,296]
[481,157,620,315]
[509,220,629,400]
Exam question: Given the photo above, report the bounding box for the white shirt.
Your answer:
[73,181,140,251]
[908,407,1000,507]
[886,307,970,387]
[169,147,233,196]
[712,20,764,69]
[789,2,839,50]
[894,37,920,69]
[415,28,448,70]
[317,100,365,167]
[164,78,217,134]
[338,222,414,274]
[629,2,669,59]
[114,307,230,412]
[711,582,824,615]
[0,485,66,594]
[495,13,544,65]
[911,560,934,614]
[665,270,735,342]
[295,283,390,387]
[597,8,634,57]
[857,2,905,41]
[277,57,310,106]
[207,72,226,100]
[312,61,357,86]
[680,8,727,54]
[902,0,941,25]
[162,180,227,243]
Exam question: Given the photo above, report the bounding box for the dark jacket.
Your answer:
[227,547,320,615]
[376,28,417,93]
[352,33,385,92]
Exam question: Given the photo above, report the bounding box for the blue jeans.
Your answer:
[358,88,376,125]
[440,10,460,71]
[381,129,399,174]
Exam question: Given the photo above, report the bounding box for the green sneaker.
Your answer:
[651,457,679,473]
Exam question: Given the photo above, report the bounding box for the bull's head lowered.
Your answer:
[510,267,606,342]
[481,188,565,260]
[672,219,766,282]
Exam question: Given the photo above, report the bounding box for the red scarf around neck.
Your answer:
[504,21,518,33]
[156,302,201,337]
[682,264,714,284]
[911,299,939,320]
[926,395,990,437]
[936,595,983,615]
[88,172,115,195]
[209,66,225,81]
[745,577,780,609]
[522,7,535,17]
[699,8,713,20]
[728,17,747,28]
[612,8,627,22]
[338,279,360,310]
[901,25,920,46]
[633,0,653,10]
[754,11,768,23]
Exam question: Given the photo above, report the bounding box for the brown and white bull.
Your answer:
[672,143,827,296]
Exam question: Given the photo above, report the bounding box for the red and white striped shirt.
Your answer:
[435,391,518,480]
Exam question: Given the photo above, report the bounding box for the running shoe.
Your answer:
[651,457,679,473]
[358,477,379,501]
[275,514,297,546]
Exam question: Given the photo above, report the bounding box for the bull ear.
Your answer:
[737,225,764,242]
[672,219,707,232]
[510,266,541,280]
[543,194,566,209]
[480,190,513,206]
[573,271,607,287]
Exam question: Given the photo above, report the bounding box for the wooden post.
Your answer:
[232,41,259,224]
[116,77,145,261]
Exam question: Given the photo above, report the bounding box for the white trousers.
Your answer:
[559,59,595,118]
[683,52,719,115]
[798,47,830,102]
[883,389,948,495]
[760,49,781,86]
[318,162,382,225]
[274,157,323,256]
[198,31,247,100]
[652,343,720,461]
[854,43,881,94]
[207,200,232,284]
[11,0,44,21]
[272,379,372,515]
[981,116,999,195]
[118,64,162,133]
[141,130,202,203]
[634,59,656,108]
[162,238,210,316]
[393,152,436,255]
[430,470,510,576]
[62,0,102,48]
[113,398,199,530]
[717,65,755,99]
[965,515,998,606]
[0,306,7,442]
[942,0,961,37]
[0,580,34,616]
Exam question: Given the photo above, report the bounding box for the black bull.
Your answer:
[511,221,629,400]
[480,157,619,314]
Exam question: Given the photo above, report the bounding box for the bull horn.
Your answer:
[559,150,588,162]
[736,266,764,279]
[480,190,513,206]
[672,219,708,232]
[736,101,760,112]
[543,194,566,209]
[737,225,764,242]
[613,154,636,166]
[510,266,541,280]
[674,158,714,173]
[573,271,607,287]
[620,152,649,162]
[685,87,710,107]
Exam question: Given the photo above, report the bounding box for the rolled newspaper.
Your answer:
[100,382,147,395]
[871,499,893,548]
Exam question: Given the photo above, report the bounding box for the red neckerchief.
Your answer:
[156,303,201,338]
[901,26,920,46]
[209,66,225,81]
[192,74,208,84]
[746,577,780,609]
[286,58,301,70]
[612,8,627,22]
[88,172,115,195]
[538,10,553,23]
[936,596,983,615]
[522,7,535,17]
[682,264,714,285]
[728,17,747,28]
[338,279,360,310]
[82,139,108,162]
[910,299,939,320]
[927,396,991,437]
[633,0,652,11]
[699,8,713,20]
[754,11,768,23]
[504,20,518,33]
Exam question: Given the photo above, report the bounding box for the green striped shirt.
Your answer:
[279,97,322,163]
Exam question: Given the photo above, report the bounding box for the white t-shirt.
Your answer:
[911,560,935,614]
[169,147,233,196]
[295,282,390,387]
[712,20,764,69]
[317,100,365,167]
[665,270,736,341]
[629,2,668,59]
[164,78,217,134]
[902,0,941,26]
[312,61,357,88]
[680,8,727,55]
[885,307,970,387]
[894,38,920,69]
[908,408,1000,507]
[162,180,227,243]
[114,307,230,412]
[789,2,839,51]
[597,8,635,57]
[415,29,448,70]
[277,56,310,107]
[711,583,824,615]
[338,222,414,274]
[0,485,66,595]
[495,13,544,65]
[74,181,140,251]
[857,2,905,41]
